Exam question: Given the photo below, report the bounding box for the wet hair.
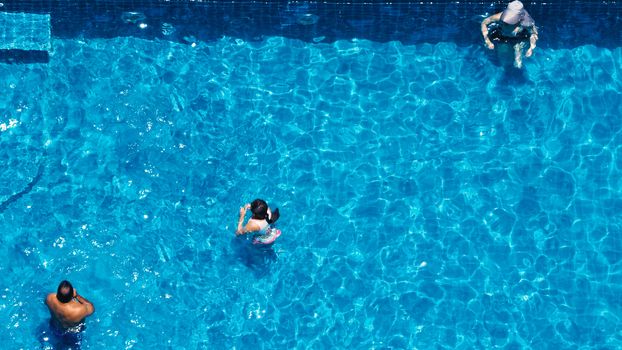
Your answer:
[56,280,74,303]
[250,198,280,225]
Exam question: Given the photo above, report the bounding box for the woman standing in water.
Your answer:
[481,1,538,68]
[236,198,281,244]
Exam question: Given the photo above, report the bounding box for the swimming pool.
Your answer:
[1,0,621,348]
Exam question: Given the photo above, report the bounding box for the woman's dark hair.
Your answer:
[250,198,280,225]
[56,280,74,303]
[268,208,280,224]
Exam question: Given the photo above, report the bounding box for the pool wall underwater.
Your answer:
[2,1,622,48]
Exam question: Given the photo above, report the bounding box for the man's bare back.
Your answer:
[45,281,95,330]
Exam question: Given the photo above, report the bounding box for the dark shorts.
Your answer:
[51,322,84,337]
[40,320,84,349]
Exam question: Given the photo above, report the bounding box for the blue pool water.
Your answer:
[1,9,622,350]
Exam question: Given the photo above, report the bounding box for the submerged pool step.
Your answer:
[0,11,51,51]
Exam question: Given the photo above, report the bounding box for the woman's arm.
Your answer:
[235,204,262,234]
[481,13,501,49]
[236,204,249,235]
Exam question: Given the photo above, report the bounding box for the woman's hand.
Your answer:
[239,204,250,216]
[236,204,251,234]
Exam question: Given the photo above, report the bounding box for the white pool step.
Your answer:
[0,11,51,51]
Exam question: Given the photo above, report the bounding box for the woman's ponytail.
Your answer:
[267,208,280,224]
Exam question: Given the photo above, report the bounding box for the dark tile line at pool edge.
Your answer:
[4,0,622,4]
[1,1,621,49]
[0,163,44,213]
[0,50,50,64]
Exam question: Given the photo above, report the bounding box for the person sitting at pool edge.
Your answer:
[481,0,538,68]
[236,198,281,244]
[45,280,95,331]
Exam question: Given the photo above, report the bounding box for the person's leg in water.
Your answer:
[495,42,514,68]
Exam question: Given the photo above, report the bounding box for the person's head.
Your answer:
[250,198,280,224]
[500,1,534,27]
[56,280,74,303]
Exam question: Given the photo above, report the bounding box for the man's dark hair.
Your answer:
[56,280,74,303]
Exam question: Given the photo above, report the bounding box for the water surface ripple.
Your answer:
[0,36,620,348]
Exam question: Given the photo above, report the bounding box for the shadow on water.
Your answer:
[37,320,83,350]
[500,66,529,85]
[477,44,531,98]
[231,236,277,277]
[491,67,531,101]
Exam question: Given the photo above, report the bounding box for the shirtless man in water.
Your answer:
[45,280,95,330]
